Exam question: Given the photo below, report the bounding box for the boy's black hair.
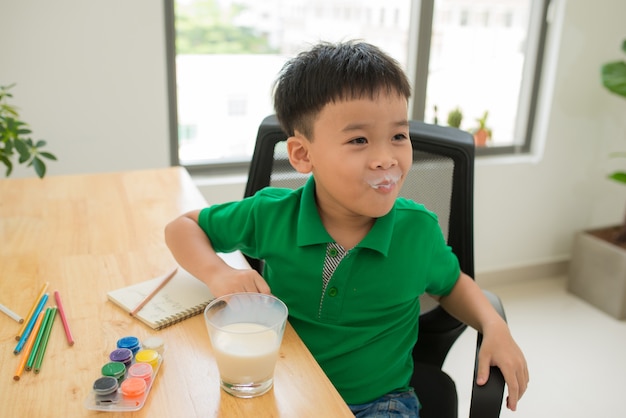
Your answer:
[273,40,412,138]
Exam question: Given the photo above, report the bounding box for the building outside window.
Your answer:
[166,0,550,169]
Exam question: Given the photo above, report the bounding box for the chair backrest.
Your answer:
[245,114,475,367]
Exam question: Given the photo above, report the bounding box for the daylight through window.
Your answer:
[166,0,549,168]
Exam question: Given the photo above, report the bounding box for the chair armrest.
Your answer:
[468,290,506,418]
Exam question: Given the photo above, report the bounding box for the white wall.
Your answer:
[1,0,625,277]
[0,0,170,177]
[473,0,626,274]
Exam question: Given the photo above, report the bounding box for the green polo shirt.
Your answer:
[198,176,460,405]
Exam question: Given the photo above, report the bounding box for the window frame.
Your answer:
[164,0,552,171]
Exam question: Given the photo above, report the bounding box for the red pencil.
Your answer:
[54,291,74,346]
[130,267,178,316]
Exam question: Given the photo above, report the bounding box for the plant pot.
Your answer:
[473,129,489,147]
[568,226,626,319]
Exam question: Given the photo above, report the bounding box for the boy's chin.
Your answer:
[362,203,396,219]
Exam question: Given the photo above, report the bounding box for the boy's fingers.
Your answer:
[503,368,522,411]
[508,396,519,411]
[475,353,491,386]
[254,276,272,294]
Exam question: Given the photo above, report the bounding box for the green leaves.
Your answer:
[602,41,626,187]
[175,0,277,54]
[0,84,56,178]
[608,152,626,186]
[609,172,626,184]
[601,39,626,99]
[602,61,626,98]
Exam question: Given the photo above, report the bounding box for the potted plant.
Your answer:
[568,39,626,319]
[601,39,626,242]
[472,110,492,147]
[0,84,57,178]
[446,107,463,129]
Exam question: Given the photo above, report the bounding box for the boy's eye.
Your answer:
[393,133,409,141]
[349,137,368,145]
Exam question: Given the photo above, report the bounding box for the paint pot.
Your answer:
[135,349,159,370]
[101,361,126,384]
[120,377,147,398]
[109,348,133,369]
[117,336,141,355]
[142,336,165,355]
[128,362,153,386]
[93,376,120,403]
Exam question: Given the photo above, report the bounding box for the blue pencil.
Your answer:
[14,293,49,354]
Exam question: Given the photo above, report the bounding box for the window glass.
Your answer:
[424,0,535,149]
[170,0,545,167]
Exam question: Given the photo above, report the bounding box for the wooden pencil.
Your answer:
[34,307,57,373]
[14,293,49,354]
[16,282,49,340]
[0,301,23,323]
[54,291,74,346]
[13,311,45,381]
[26,307,53,371]
[129,267,178,316]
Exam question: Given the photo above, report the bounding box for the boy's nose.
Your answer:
[372,147,398,169]
[375,158,397,170]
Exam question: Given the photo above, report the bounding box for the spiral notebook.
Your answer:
[107,252,249,330]
[107,267,214,330]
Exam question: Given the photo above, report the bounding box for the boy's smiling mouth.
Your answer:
[365,170,402,191]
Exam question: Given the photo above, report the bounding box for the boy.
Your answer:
[165,41,528,417]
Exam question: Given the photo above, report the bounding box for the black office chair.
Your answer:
[244,115,507,418]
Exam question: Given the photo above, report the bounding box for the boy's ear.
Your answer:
[287,133,313,174]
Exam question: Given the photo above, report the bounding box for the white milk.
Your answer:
[212,322,280,383]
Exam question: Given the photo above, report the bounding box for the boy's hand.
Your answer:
[476,323,529,411]
[164,210,271,298]
[207,268,272,298]
[436,274,529,411]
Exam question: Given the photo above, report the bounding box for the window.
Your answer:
[165,0,550,169]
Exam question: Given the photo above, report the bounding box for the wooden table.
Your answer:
[0,167,352,418]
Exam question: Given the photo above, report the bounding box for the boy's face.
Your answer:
[289,91,412,220]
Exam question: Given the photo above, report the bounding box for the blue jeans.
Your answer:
[348,390,420,418]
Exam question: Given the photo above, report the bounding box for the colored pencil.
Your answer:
[26,308,53,371]
[16,281,49,340]
[130,267,178,316]
[14,293,49,354]
[0,301,23,323]
[13,311,45,381]
[54,290,74,346]
[34,307,57,373]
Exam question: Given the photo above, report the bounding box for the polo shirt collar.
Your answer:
[296,176,395,257]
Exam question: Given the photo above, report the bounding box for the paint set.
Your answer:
[84,335,165,411]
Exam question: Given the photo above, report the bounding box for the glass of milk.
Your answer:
[204,293,288,398]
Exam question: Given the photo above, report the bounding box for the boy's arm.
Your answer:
[164,210,271,297]
[432,273,529,412]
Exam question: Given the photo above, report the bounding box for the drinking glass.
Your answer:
[204,293,288,398]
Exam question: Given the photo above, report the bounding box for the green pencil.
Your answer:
[26,307,53,371]
[34,307,57,374]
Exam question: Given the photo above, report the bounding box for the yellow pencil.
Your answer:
[16,282,49,341]
[13,310,45,381]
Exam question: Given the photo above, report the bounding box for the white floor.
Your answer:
[442,276,626,418]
